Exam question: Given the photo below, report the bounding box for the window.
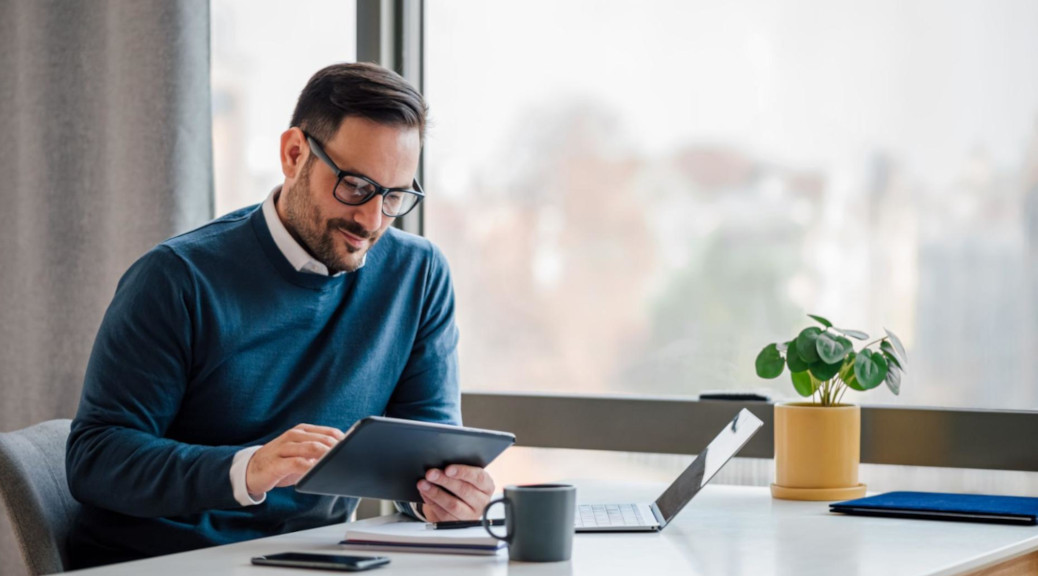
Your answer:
[211,0,356,216]
[424,0,1038,410]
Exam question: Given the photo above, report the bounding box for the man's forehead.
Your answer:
[323,120,420,188]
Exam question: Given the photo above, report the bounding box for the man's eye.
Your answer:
[342,177,373,196]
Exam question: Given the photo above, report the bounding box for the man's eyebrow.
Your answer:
[321,144,413,190]
[340,167,413,190]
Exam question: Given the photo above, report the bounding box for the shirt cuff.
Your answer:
[410,502,428,522]
[230,446,266,506]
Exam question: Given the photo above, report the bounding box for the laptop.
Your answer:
[574,408,763,532]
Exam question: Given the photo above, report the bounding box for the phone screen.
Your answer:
[252,552,390,571]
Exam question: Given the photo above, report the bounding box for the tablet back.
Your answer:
[295,416,516,502]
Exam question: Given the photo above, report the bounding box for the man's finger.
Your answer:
[272,457,318,481]
[293,423,346,440]
[425,469,485,507]
[278,441,333,460]
[283,430,339,448]
[443,465,495,495]
[418,479,477,520]
[419,493,462,522]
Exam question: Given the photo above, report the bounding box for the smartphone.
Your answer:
[252,552,390,571]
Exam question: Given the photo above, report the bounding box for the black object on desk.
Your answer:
[252,552,389,571]
[830,491,1038,525]
[428,519,505,530]
[698,392,771,402]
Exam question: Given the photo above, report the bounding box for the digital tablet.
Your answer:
[295,416,516,502]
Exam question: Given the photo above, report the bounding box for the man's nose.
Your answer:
[353,195,384,232]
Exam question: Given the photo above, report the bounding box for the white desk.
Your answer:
[67,484,1038,576]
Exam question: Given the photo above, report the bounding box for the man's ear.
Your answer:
[280,127,308,180]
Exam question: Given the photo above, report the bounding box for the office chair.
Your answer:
[0,419,80,575]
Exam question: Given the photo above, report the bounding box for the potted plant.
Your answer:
[755,314,907,501]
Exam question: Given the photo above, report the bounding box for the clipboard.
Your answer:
[295,416,516,502]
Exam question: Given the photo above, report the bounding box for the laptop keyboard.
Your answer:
[574,503,646,528]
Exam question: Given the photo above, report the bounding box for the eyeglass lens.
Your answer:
[333,176,419,217]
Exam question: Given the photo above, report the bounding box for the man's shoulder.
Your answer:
[147,204,260,274]
[119,205,260,289]
[381,226,433,252]
[377,227,450,270]
[162,205,259,255]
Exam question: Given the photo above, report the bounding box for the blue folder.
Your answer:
[830,491,1038,525]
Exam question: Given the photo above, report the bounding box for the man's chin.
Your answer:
[324,229,380,273]
[330,249,367,274]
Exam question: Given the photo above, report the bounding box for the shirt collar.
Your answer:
[261,186,364,276]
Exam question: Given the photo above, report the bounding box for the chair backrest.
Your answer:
[0,419,80,575]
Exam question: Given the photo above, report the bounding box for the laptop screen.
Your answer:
[653,408,764,526]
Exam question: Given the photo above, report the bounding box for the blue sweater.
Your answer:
[66,205,460,568]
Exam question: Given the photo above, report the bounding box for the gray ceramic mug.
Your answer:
[482,484,576,562]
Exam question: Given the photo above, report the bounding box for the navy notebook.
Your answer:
[830,491,1038,525]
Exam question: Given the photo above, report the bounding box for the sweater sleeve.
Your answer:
[385,244,462,516]
[384,243,461,426]
[66,246,241,518]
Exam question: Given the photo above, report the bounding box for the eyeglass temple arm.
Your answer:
[303,134,344,179]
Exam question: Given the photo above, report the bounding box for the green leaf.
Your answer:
[837,352,855,378]
[841,351,856,372]
[880,340,904,370]
[881,348,902,371]
[839,328,869,340]
[839,353,865,391]
[884,328,908,364]
[790,370,815,397]
[885,364,902,395]
[854,349,888,390]
[786,345,809,372]
[755,344,785,379]
[809,359,842,381]
[844,367,866,391]
[808,314,833,328]
[816,333,853,364]
[796,327,822,363]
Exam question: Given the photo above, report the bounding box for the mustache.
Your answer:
[329,219,373,239]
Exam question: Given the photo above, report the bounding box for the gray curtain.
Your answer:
[0,1,213,574]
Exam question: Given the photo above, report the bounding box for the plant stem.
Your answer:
[862,336,888,349]
[835,384,847,406]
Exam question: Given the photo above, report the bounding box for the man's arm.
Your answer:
[383,244,494,521]
[66,247,241,517]
[384,243,460,426]
[385,244,460,519]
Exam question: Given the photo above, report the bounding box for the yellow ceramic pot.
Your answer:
[770,402,867,501]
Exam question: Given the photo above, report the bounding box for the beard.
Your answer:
[281,161,384,274]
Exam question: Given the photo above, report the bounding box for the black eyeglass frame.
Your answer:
[302,131,425,218]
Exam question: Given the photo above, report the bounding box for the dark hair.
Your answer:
[290,62,428,144]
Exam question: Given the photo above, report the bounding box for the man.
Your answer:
[65,62,492,568]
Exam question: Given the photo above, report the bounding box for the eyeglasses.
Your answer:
[303,131,424,218]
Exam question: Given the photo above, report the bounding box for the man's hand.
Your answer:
[246,424,344,497]
[417,464,496,521]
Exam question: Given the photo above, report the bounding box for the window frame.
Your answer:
[360,0,1038,472]
[357,0,424,236]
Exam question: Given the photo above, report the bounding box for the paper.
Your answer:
[344,518,502,547]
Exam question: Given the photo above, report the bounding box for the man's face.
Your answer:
[278,117,421,274]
